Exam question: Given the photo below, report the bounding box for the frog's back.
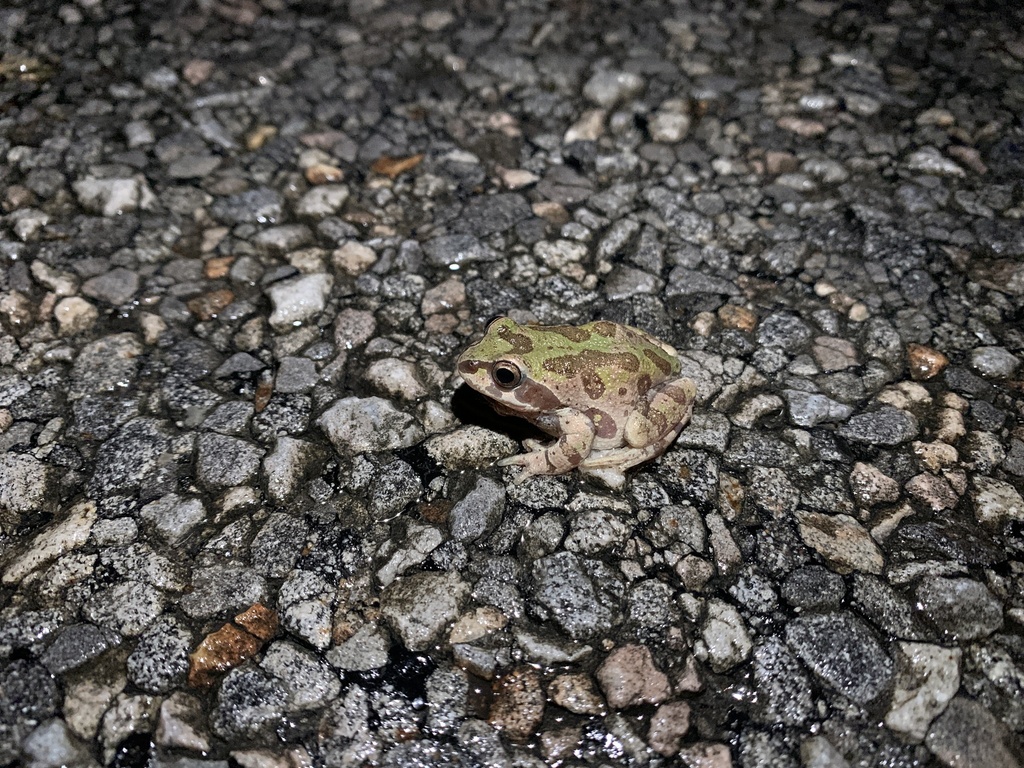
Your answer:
[531,320,681,380]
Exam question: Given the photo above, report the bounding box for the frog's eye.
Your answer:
[491,361,523,389]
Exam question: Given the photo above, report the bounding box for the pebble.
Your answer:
[795,511,884,574]
[582,70,644,107]
[156,692,211,753]
[73,176,155,216]
[40,623,121,675]
[969,345,1020,379]
[332,241,377,275]
[837,406,919,446]
[317,395,424,455]
[21,718,98,768]
[595,644,672,708]
[380,571,469,651]
[925,696,1022,768]
[915,576,1003,640]
[196,433,264,490]
[3,500,96,586]
[785,612,893,705]
[885,642,960,740]
[364,358,428,401]
[449,476,506,543]
[906,146,966,177]
[784,390,853,427]
[139,494,206,545]
[530,551,618,641]
[547,672,606,716]
[697,599,753,672]
[54,297,99,335]
[906,343,949,380]
[488,666,545,742]
[647,700,692,756]
[970,476,1024,527]
[905,473,959,511]
[849,462,901,507]
[266,273,333,331]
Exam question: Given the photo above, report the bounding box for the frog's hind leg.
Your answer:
[578,421,685,473]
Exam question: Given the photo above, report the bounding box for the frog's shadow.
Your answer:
[450,383,546,442]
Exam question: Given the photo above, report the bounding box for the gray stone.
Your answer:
[88,418,171,495]
[969,346,1020,378]
[915,576,1003,640]
[180,565,268,619]
[69,333,143,401]
[40,624,121,674]
[757,312,813,352]
[140,494,206,546]
[82,581,165,636]
[971,476,1024,527]
[925,696,1022,768]
[0,452,54,521]
[196,432,263,490]
[81,268,140,306]
[380,571,470,651]
[126,616,191,694]
[21,718,98,768]
[697,599,753,672]
[449,476,505,543]
[263,437,323,504]
[317,396,424,455]
[210,188,283,225]
[752,636,815,726]
[260,641,341,712]
[250,513,308,578]
[212,666,288,741]
[838,406,919,446]
[781,566,845,611]
[530,551,619,641]
[266,273,333,331]
[786,612,893,705]
[425,666,468,737]
[422,234,496,268]
[274,357,318,394]
[784,390,853,427]
[368,460,423,520]
[885,642,960,740]
[583,70,645,107]
[327,624,390,672]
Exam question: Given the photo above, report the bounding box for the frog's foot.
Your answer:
[521,438,546,452]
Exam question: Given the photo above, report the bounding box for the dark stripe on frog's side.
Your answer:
[510,374,562,411]
[636,373,652,396]
[584,406,618,438]
[644,348,673,376]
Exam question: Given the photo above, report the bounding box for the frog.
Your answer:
[456,317,697,489]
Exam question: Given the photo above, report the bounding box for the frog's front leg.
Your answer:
[497,408,596,483]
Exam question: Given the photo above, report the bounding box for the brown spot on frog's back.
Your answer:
[496,324,534,354]
[590,320,618,338]
[549,325,592,343]
[645,348,673,376]
[543,349,641,378]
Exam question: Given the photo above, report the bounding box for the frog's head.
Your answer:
[456,317,561,414]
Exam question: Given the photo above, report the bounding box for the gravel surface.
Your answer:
[1,1,1023,767]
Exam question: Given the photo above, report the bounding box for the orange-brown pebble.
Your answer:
[234,603,279,641]
[371,153,424,179]
[488,666,545,742]
[906,343,949,380]
[188,624,262,687]
[245,125,278,151]
[203,256,235,280]
[187,289,235,321]
[304,163,345,185]
[718,304,758,332]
